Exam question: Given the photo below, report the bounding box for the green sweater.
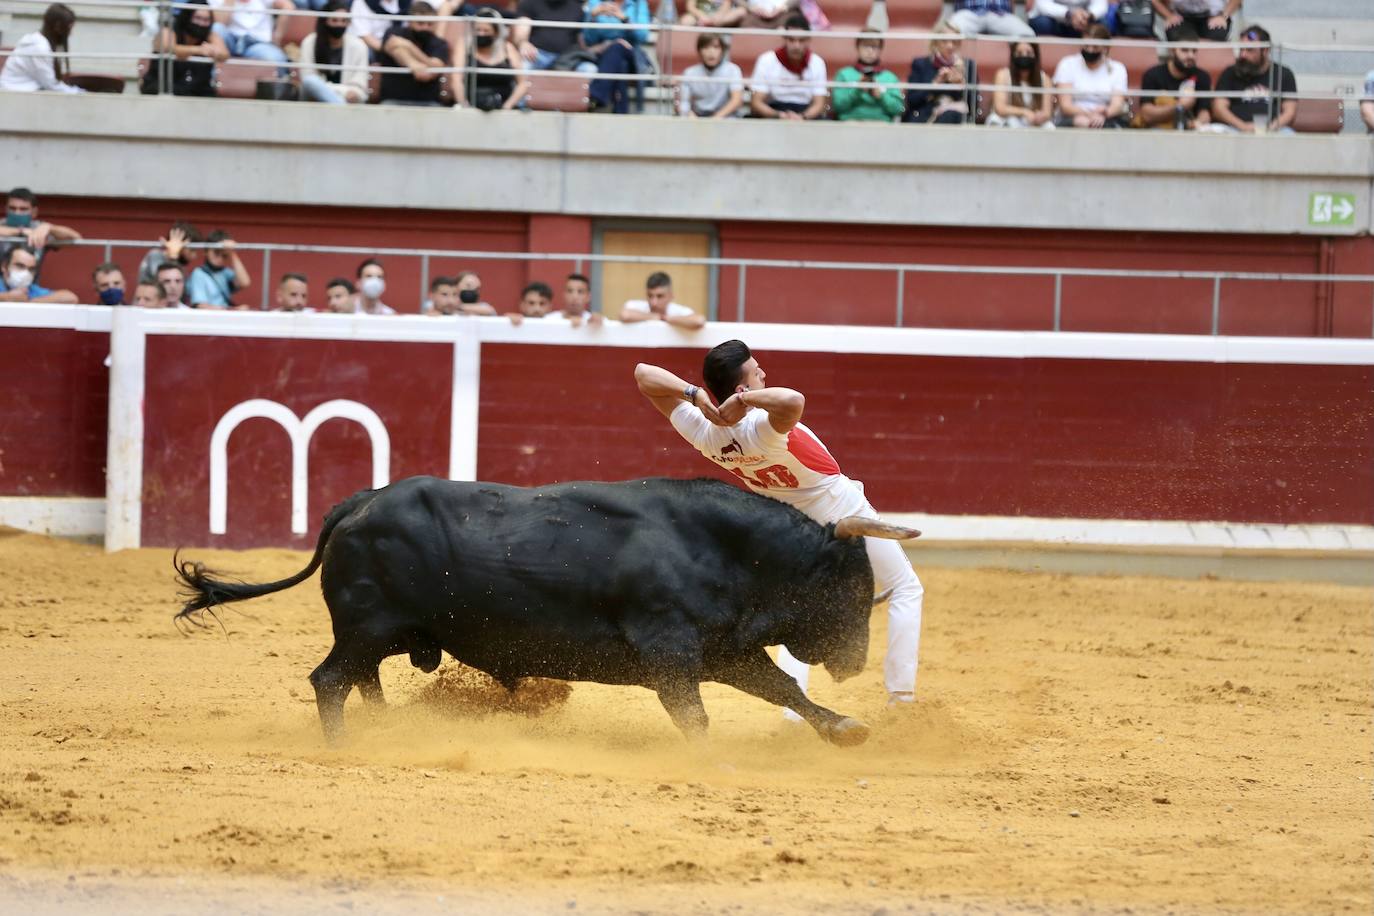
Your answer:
[832,67,905,122]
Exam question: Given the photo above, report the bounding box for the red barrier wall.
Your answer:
[0,328,108,497]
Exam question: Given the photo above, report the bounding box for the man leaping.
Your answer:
[634,340,925,711]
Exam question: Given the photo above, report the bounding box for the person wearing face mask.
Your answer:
[0,246,77,304]
[1052,23,1127,128]
[467,7,529,110]
[92,263,128,307]
[377,0,452,107]
[1135,25,1213,130]
[354,258,397,314]
[0,187,82,273]
[188,229,253,309]
[299,0,369,102]
[987,39,1053,128]
[451,270,498,314]
[1028,0,1105,38]
[0,3,84,93]
[143,0,227,96]
[903,21,970,124]
[1213,25,1297,135]
[832,30,904,123]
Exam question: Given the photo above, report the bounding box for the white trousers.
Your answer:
[777,532,924,696]
[948,8,1034,37]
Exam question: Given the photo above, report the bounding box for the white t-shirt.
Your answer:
[622,300,695,319]
[1171,0,1226,15]
[355,298,396,315]
[0,33,84,93]
[669,403,866,523]
[1053,53,1126,112]
[349,0,402,45]
[750,50,827,107]
[208,0,274,43]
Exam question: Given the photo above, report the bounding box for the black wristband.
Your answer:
[684,385,698,403]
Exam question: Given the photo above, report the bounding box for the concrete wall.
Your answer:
[4,93,1372,236]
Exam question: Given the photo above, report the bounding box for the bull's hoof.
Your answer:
[822,717,870,747]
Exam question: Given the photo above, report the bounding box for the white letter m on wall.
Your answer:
[209,399,391,535]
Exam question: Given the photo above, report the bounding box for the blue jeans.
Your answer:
[588,41,646,114]
[1028,15,1085,37]
[529,46,598,73]
[301,72,346,103]
[213,24,288,65]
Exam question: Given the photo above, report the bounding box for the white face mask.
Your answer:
[360,276,386,300]
[7,268,33,289]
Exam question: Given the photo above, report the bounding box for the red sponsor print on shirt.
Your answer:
[787,425,841,475]
[728,464,801,490]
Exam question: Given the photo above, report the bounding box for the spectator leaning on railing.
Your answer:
[585,0,652,114]
[561,273,603,327]
[1052,23,1127,128]
[749,13,828,121]
[299,0,370,103]
[1133,23,1212,130]
[377,1,453,106]
[144,0,227,97]
[1213,25,1296,134]
[1028,0,1105,38]
[0,3,83,94]
[832,29,904,123]
[903,21,970,125]
[1,187,82,274]
[986,40,1054,128]
[948,0,1033,38]
[622,271,705,329]
[468,7,530,111]
[1152,0,1239,43]
[0,246,77,304]
[679,32,744,118]
[507,281,553,324]
[188,230,252,309]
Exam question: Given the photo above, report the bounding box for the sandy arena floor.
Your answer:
[0,529,1370,914]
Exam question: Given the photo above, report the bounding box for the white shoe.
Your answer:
[886,691,914,709]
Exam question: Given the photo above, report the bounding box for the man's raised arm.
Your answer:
[719,387,804,434]
[634,362,722,423]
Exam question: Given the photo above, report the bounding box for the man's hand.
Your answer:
[693,389,728,426]
[220,237,237,253]
[1207,13,1226,30]
[518,39,538,62]
[1068,7,1090,30]
[25,223,51,251]
[587,312,604,328]
[507,312,524,326]
[1164,11,1182,28]
[163,226,189,261]
[716,392,749,426]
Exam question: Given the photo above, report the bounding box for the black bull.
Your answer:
[175,476,918,746]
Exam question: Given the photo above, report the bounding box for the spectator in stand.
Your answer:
[145,0,227,97]
[1,188,82,272]
[1213,25,1296,134]
[131,282,165,308]
[299,1,370,103]
[0,3,84,94]
[561,272,603,327]
[1028,0,1105,38]
[468,8,530,111]
[138,222,200,283]
[743,0,799,30]
[507,281,553,325]
[425,275,460,314]
[1152,0,1239,42]
[274,272,312,311]
[208,0,291,69]
[749,14,828,121]
[833,29,904,122]
[92,263,127,306]
[1052,24,1127,128]
[584,0,651,115]
[188,230,252,309]
[1134,25,1212,129]
[948,0,1033,38]
[325,276,357,312]
[987,39,1054,128]
[904,22,970,124]
[1363,69,1374,134]
[454,271,498,313]
[354,258,396,313]
[679,32,744,119]
[349,0,410,56]
[513,0,589,71]
[156,262,190,308]
[0,246,77,303]
[377,0,451,106]
[622,271,705,329]
[679,0,744,28]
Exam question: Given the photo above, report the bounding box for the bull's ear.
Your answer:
[833,517,921,541]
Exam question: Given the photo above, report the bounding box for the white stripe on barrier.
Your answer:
[0,497,105,539]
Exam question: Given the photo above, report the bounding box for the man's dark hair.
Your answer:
[6,187,36,206]
[522,281,553,299]
[411,0,436,14]
[1241,24,1270,43]
[356,257,383,278]
[326,276,356,294]
[696,32,723,52]
[703,339,752,406]
[566,272,590,286]
[205,229,231,245]
[1170,21,1199,43]
[156,261,185,278]
[92,261,122,281]
[1,245,35,269]
[646,271,672,290]
[279,272,308,286]
[431,275,457,291]
[783,11,809,31]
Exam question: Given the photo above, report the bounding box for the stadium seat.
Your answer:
[65,73,126,93]
[525,71,589,111]
[281,10,316,50]
[1293,97,1343,133]
[216,59,282,98]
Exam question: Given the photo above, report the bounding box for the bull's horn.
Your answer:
[833,517,921,540]
[872,587,895,606]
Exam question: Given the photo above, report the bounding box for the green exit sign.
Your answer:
[1309,192,1356,226]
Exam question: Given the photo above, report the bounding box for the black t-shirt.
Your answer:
[514,0,583,55]
[1140,63,1213,122]
[1215,63,1297,123]
[321,42,343,84]
[377,25,451,102]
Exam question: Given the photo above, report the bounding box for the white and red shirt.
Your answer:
[669,402,868,523]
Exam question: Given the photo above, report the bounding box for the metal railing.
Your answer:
[62,238,1374,335]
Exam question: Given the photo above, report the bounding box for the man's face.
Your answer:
[735,356,766,393]
[411,16,436,34]
[275,277,309,311]
[1238,44,1267,70]
[206,247,228,269]
[132,284,162,308]
[519,291,550,317]
[360,263,385,283]
[698,40,723,69]
[8,248,38,276]
[431,283,458,314]
[457,273,481,295]
[783,34,810,62]
[326,285,354,312]
[1171,45,1196,70]
[157,268,185,302]
[646,284,672,313]
[95,269,125,293]
[564,279,590,312]
[856,39,880,66]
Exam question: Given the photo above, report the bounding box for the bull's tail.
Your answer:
[173,489,374,626]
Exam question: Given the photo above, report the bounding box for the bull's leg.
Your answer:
[653,677,710,741]
[357,667,385,707]
[712,651,870,747]
[308,636,388,744]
